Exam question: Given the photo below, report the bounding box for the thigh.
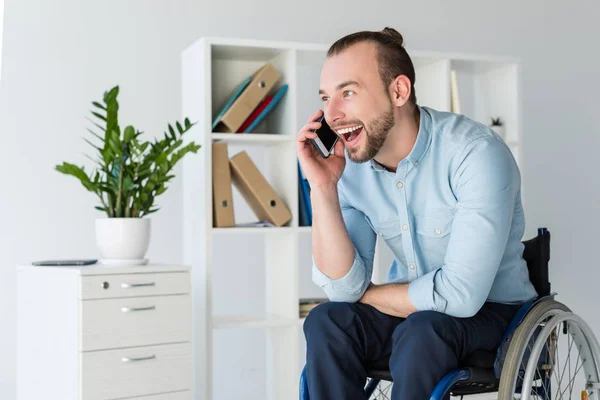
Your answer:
[305,301,404,364]
[452,302,520,361]
[390,302,519,362]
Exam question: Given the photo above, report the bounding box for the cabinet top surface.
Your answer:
[17,263,190,275]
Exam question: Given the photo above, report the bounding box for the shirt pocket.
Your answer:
[415,212,454,268]
[365,217,403,241]
[415,213,453,238]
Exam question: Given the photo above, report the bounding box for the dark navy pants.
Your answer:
[303,301,519,399]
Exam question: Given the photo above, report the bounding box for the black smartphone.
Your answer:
[310,115,339,158]
[32,259,97,266]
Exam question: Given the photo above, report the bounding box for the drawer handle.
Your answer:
[121,306,156,313]
[122,354,156,363]
[121,282,156,289]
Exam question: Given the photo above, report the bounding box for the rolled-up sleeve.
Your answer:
[312,183,376,303]
[408,136,520,318]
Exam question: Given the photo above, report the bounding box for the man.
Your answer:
[296,27,538,399]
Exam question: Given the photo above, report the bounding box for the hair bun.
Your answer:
[381,27,404,46]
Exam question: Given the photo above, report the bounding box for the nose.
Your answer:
[325,97,345,125]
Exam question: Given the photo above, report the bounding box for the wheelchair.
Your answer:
[299,228,600,399]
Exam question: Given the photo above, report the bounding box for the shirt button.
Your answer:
[414,161,419,166]
[435,228,442,235]
[409,264,415,270]
[379,231,383,236]
[402,224,409,230]
[396,182,403,189]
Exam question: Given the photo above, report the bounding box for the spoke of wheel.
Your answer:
[567,344,582,400]
[553,328,565,398]
[557,361,585,399]
[565,330,576,399]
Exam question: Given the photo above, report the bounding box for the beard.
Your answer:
[346,103,395,163]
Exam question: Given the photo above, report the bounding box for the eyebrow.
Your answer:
[319,80,360,96]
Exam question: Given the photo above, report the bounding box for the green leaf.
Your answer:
[155,152,168,165]
[176,121,183,133]
[124,126,135,142]
[86,128,105,143]
[91,111,107,122]
[92,101,106,111]
[56,162,97,192]
[155,185,167,196]
[84,156,104,172]
[184,118,192,129]
[109,138,121,155]
[85,117,106,134]
[83,137,101,151]
[103,85,119,103]
[122,176,135,192]
[168,124,176,139]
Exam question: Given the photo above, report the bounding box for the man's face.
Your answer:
[319,42,395,163]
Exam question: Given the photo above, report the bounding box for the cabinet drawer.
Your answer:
[80,272,189,300]
[81,295,191,351]
[81,342,192,400]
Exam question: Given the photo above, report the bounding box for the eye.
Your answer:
[343,90,355,98]
[320,96,330,102]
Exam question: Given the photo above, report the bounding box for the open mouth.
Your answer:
[336,125,363,148]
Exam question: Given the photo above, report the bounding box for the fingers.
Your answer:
[297,110,324,156]
[306,109,323,124]
[296,121,321,143]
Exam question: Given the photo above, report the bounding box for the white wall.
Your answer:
[1,0,599,398]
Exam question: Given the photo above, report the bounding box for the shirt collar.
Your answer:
[369,104,432,171]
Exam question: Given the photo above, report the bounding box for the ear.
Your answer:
[389,75,411,107]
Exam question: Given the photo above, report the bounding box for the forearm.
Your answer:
[359,283,419,318]
[311,183,356,280]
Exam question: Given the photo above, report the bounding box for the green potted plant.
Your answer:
[56,86,200,264]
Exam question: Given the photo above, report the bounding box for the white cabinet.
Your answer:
[17,263,192,400]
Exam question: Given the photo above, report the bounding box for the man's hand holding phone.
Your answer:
[296,110,346,191]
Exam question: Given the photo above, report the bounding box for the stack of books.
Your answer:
[212,63,288,134]
[299,298,328,318]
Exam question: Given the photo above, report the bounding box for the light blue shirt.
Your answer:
[312,105,538,318]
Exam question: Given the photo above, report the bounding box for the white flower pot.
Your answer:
[95,218,151,264]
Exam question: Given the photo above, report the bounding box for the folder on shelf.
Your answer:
[243,84,289,133]
[236,95,273,133]
[229,151,292,227]
[214,63,281,134]
[211,76,252,130]
[212,142,235,227]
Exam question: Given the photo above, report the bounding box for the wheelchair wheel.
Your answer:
[498,299,600,399]
[367,379,393,400]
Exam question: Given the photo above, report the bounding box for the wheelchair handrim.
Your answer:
[521,312,600,400]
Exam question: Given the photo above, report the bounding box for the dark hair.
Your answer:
[327,27,417,107]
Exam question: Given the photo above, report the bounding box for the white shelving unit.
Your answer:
[181,36,521,400]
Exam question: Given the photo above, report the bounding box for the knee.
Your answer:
[393,311,457,344]
[303,302,355,339]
